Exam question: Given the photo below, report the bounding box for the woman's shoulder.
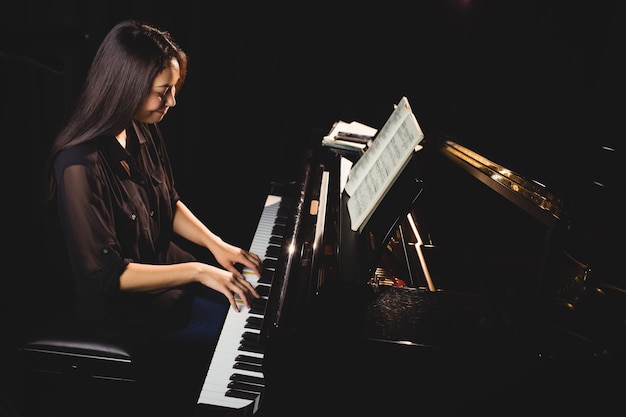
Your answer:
[55,140,100,168]
[54,134,124,173]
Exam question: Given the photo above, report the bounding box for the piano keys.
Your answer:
[196,150,328,415]
[196,193,282,413]
[196,171,310,414]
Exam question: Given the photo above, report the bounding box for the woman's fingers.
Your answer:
[227,273,259,310]
[239,250,263,277]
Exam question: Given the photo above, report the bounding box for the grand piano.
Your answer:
[197,129,625,416]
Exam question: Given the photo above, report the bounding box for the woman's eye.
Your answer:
[156,87,171,99]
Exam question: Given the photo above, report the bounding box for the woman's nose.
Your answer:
[165,90,176,107]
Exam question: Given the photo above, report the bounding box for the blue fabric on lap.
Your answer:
[163,286,229,345]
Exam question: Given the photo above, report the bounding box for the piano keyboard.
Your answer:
[197,193,284,413]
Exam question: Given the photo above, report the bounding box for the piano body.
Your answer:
[197,131,625,416]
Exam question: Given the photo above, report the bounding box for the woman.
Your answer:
[46,19,261,358]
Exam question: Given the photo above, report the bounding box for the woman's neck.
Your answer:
[116,130,127,148]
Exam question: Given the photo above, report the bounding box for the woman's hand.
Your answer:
[169,200,264,310]
[194,262,260,312]
[210,241,263,311]
[211,240,263,281]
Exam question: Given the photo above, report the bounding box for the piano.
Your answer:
[197,131,625,416]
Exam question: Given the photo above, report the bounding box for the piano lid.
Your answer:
[439,138,565,225]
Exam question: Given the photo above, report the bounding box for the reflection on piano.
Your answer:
[197,132,625,416]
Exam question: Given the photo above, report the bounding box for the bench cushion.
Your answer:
[20,317,136,383]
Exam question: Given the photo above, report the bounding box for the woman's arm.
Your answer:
[118,260,258,312]
[171,200,263,279]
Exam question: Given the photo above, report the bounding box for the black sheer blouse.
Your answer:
[54,122,194,344]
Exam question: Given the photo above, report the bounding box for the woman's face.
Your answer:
[134,58,180,123]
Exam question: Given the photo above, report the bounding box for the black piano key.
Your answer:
[231,373,265,386]
[250,305,265,316]
[263,258,277,269]
[251,297,266,309]
[259,269,273,284]
[277,204,292,215]
[228,381,264,394]
[249,299,266,315]
[250,297,266,313]
[225,389,259,401]
[245,316,263,329]
[233,361,264,373]
[265,246,282,259]
[270,223,285,232]
[268,236,283,245]
[255,284,271,297]
[239,334,265,353]
[239,341,264,354]
[272,224,286,236]
[235,354,263,365]
[241,331,258,341]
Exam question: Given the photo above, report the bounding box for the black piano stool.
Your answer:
[18,312,138,416]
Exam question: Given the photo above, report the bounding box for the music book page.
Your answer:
[345,96,424,232]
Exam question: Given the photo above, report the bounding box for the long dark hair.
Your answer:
[44,19,188,202]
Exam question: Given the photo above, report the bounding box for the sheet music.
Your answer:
[344,96,424,232]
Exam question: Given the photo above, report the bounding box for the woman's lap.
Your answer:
[163,286,229,345]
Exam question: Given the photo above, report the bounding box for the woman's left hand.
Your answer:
[212,240,263,281]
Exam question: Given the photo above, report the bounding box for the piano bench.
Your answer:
[18,315,138,414]
[19,333,136,384]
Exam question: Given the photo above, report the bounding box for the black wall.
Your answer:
[5,1,624,235]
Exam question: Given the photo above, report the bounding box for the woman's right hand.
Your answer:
[193,262,260,312]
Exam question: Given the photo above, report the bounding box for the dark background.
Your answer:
[2,0,624,414]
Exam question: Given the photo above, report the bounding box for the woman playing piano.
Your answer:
[44,19,262,414]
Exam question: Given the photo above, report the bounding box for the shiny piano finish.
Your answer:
[199,132,625,416]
